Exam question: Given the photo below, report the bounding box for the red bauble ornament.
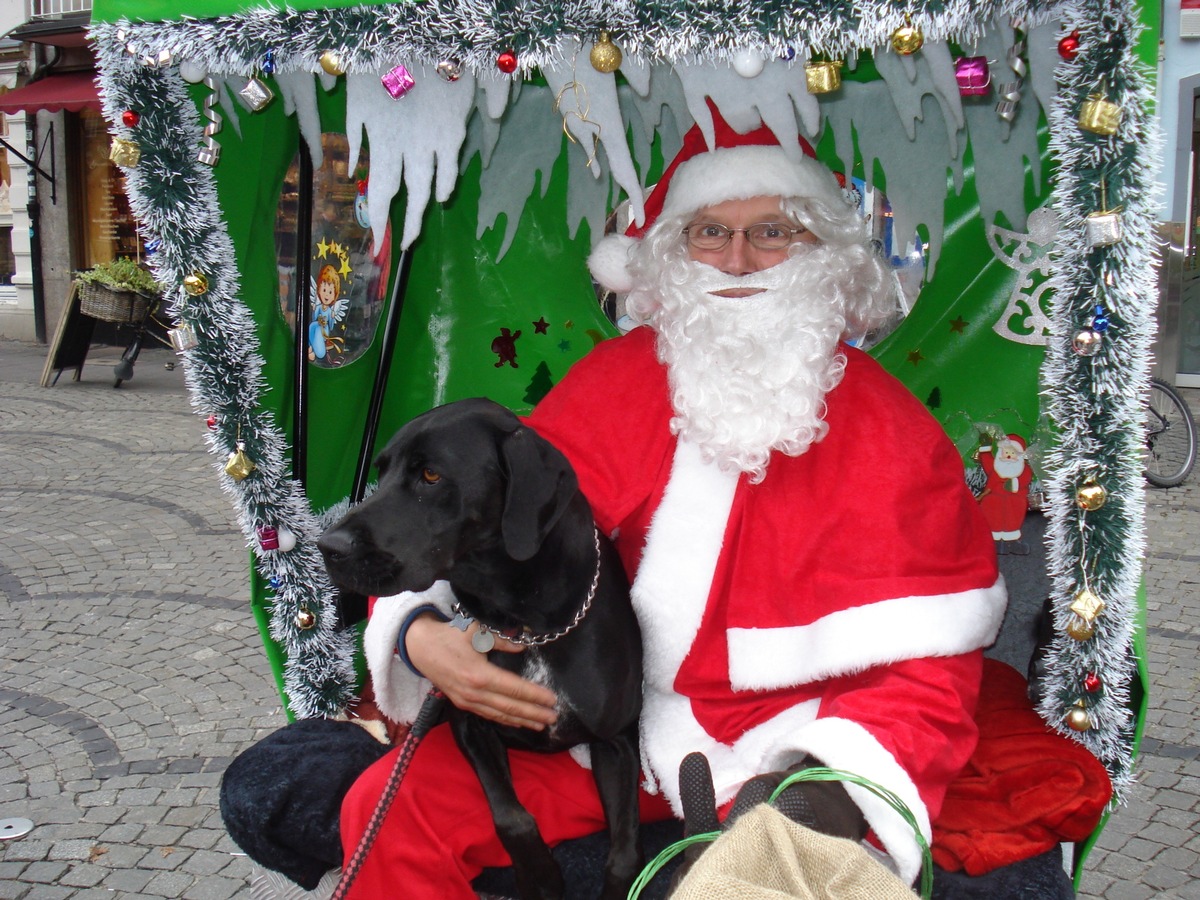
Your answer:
[497,51,518,74]
[1058,31,1080,61]
[206,415,218,429]
[122,109,141,127]
[1083,672,1102,693]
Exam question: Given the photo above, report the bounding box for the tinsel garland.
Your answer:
[90,0,1156,795]
[1038,0,1158,794]
[95,0,1061,76]
[93,43,359,719]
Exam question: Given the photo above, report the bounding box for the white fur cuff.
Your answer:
[363,582,457,725]
[788,716,930,886]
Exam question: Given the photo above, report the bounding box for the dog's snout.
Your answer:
[317,527,357,563]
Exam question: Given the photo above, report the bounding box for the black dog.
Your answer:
[318,397,643,900]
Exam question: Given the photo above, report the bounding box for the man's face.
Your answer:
[684,196,819,298]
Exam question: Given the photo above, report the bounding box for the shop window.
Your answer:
[275,133,393,368]
[79,108,142,267]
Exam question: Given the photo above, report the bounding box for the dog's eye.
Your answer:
[421,468,441,485]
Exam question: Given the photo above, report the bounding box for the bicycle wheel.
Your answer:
[1145,379,1197,488]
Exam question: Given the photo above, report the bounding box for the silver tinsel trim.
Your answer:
[1038,0,1160,795]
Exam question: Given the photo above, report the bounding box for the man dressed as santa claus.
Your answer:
[333,113,1008,895]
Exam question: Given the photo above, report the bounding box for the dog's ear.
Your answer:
[499,426,579,561]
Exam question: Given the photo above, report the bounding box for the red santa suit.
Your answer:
[352,326,1005,889]
[527,325,1005,879]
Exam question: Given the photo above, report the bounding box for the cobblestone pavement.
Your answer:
[0,337,1197,898]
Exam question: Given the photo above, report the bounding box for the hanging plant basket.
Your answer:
[78,280,155,324]
[75,257,162,324]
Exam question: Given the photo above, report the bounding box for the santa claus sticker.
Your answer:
[976,434,1033,552]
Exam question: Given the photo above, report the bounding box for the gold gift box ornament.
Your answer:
[224,442,256,481]
[1078,92,1121,136]
[805,59,843,95]
[109,137,141,167]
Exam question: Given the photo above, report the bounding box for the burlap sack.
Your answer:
[669,804,917,899]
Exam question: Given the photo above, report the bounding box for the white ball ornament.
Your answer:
[276,528,298,553]
[179,60,209,84]
[732,49,765,78]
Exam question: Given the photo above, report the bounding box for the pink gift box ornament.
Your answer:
[257,526,280,551]
[382,64,415,99]
[954,56,991,96]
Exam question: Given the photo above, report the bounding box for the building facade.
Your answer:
[0,0,146,344]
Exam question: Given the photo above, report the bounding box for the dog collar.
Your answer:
[453,526,602,652]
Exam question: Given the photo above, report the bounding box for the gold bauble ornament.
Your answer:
[223,443,256,481]
[891,16,924,55]
[295,608,317,630]
[1066,705,1092,731]
[589,31,622,73]
[1066,616,1095,641]
[183,272,209,296]
[109,137,141,167]
[1076,480,1108,511]
[319,51,346,76]
[1072,327,1103,357]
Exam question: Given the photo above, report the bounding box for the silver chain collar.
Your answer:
[453,526,602,650]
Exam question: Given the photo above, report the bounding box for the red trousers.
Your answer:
[339,723,676,899]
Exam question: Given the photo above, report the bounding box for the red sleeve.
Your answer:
[818,651,984,823]
[524,327,676,535]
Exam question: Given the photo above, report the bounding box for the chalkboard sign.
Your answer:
[40,281,97,387]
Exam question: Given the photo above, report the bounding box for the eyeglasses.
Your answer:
[683,222,809,252]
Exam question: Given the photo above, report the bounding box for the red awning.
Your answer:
[0,72,100,115]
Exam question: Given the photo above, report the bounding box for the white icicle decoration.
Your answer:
[542,39,646,229]
[274,72,325,168]
[674,58,819,153]
[346,62,477,249]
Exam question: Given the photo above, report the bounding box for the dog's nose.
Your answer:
[317,528,356,563]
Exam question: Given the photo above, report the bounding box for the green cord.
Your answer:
[627,767,933,900]
[771,767,933,900]
[627,830,720,899]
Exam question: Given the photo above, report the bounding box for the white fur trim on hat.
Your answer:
[588,233,638,294]
[660,145,844,222]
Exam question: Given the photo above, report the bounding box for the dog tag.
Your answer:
[449,611,473,632]
[471,629,496,653]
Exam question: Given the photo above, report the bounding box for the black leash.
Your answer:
[330,689,446,900]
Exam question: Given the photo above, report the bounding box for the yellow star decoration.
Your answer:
[317,240,354,281]
[906,349,925,365]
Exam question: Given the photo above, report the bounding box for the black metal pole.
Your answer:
[335,244,414,630]
[351,245,414,504]
[291,138,314,487]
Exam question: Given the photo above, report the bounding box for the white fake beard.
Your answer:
[639,249,853,483]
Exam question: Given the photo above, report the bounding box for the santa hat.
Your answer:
[588,104,845,294]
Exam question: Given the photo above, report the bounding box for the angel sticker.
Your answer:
[308,262,350,364]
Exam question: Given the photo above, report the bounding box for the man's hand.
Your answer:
[405,612,559,731]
